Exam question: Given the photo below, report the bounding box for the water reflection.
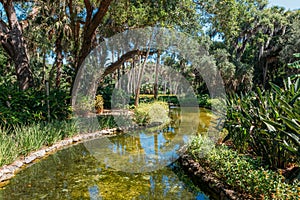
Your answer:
[83,108,218,173]
[0,144,209,199]
[0,108,216,199]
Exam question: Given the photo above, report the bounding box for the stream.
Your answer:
[0,108,218,200]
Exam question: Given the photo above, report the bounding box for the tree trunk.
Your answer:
[75,0,112,70]
[54,31,64,88]
[134,48,150,107]
[70,0,112,97]
[154,51,160,100]
[0,0,33,90]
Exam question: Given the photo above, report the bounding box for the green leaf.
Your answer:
[270,82,282,94]
[281,117,300,134]
[262,119,282,129]
[263,121,277,132]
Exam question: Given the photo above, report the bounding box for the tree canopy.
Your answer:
[0,0,299,123]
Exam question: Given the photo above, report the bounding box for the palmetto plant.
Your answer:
[225,77,300,169]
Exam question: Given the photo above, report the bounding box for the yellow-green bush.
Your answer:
[133,101,169,126]
[95,95,104,113]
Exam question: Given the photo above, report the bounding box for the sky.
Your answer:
[268,0,299,10]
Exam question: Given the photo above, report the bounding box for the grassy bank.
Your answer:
[0,100,169,168]
[187,135,300,199]
[0,116,117,167]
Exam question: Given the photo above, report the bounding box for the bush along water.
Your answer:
[133,101,170,126]
[225,77,300,169]
[188,135,300,200]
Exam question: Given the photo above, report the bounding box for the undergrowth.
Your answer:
[188,135,300,199]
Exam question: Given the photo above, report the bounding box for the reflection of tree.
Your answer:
[154,133,158,156]
[163,130,176,141]
[168,108,181,127]
[169,107,218,134]
[142,167,198,200]
[0,142,202,199]
[1,116,213,199]
[0,144,97,199]
[109,135,144,153]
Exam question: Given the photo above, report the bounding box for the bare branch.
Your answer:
[102,49,157,77]
[89,0,112,34]
[76,0,112,69]
[84,0,92,15]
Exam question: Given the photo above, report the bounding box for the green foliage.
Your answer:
[280,15,300,64]
[0,120,78,166]
[288,53,300,80]
[188,135,215,158]
[73,95,94,116]
[96,115,118,130]
[133,101,169,126]
[0,129,18,166]
[197,94,211,108]
[112,89,131,109]
[14,124,46,155]
[133,94,212,108]
[74,115,118,134]
[97,83,114,109]
[188,137,300,199]
[225,78,300,168]
[0,47,8,68]
[0,83,72,126]
[107,0,201,36]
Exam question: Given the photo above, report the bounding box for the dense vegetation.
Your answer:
[188,136,300,199]
[0,0,299,198]
[0,0,299,124]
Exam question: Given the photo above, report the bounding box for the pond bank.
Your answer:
[178,154,250,200]
[0,128,121,185]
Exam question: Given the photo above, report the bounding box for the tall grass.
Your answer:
[0,117,116,167]
[0,128,18,166]
[0,121,78,166]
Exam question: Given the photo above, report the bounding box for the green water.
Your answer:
[0,108,218,200]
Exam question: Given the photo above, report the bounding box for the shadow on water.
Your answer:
[0,108,217,200]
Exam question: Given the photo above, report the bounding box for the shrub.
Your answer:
[73,95,94,116]
[197,94,210,108]
[188,136,300,199]
[0,84,72,126]
[133,101,169,126]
